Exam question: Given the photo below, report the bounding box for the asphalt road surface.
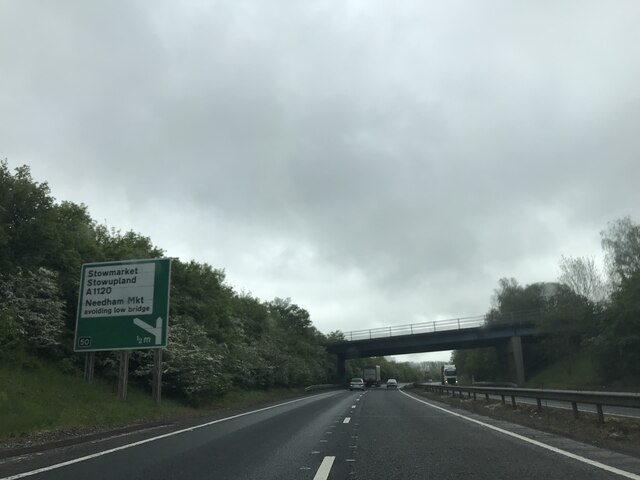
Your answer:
[2,388,640,480]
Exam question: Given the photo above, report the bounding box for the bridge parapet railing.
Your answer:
[342,315,486,341]
[337,309,545,342]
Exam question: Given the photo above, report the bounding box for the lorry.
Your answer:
[441,364,457,385]
[362,365,381,387]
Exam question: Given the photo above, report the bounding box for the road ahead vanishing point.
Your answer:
[2,388,640,480]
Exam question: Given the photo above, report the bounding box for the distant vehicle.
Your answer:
[362,365,381,387]
[386,378,398,389]
[350,377,365,391]
[441,364,457,385]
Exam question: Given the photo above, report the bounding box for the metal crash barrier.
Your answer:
[414,383,640,423]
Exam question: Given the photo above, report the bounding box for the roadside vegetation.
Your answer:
[0,352,191,439]
[0,161,335,403]
[0,161,424,439]
[3,160,637,441]
[0,350,312,441]
[453,217,640,389]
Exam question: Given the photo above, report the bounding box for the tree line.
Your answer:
[344,357,442,383]
[0,161,340,403]
[7,160,631,396]
[0,161,425,403]
[453,217,640,386]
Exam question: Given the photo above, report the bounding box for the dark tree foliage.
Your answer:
[455,277,602,383]
[593,272,640,382]
[601,216,640,287]
[4,161,638,394]
[0,162,336,401]
[345,357,424,383]
[0,161,56,271]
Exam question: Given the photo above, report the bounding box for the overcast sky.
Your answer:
[2,1,639,362]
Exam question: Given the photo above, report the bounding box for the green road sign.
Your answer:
[74,258,171,352]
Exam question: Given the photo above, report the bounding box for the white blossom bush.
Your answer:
[0,268,65,352]
[131,315,229,403]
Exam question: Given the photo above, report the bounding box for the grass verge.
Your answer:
[0,355,308,445]
[525,350,604,390]
[0,358,193,440]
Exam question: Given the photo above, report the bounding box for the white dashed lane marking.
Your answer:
[312,456,335,480]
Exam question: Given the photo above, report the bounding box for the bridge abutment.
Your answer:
[499,336,525,385]
[336,355,346,384]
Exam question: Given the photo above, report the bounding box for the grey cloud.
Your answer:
[2,1,640,347]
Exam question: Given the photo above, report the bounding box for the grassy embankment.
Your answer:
[525,348,638,391]
[525,350,602,389]
[0,354,304,440]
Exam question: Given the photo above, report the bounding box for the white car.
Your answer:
[350,377,365,391]
[386,378,398,389]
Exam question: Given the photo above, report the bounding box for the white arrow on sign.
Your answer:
[133,317,163,345]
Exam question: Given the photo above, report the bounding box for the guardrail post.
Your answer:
[501,395,505,405]
[389,327,392,337]
[485,393,489,402]
[457,318,460,329]
[411,324,413,334]
[536,398,542,412]
[596,404,604,424]
[369,329,371,339]
[571,401,579,419]
[511,396,516,408]
[433,321,436,332]
[473,392,477,401]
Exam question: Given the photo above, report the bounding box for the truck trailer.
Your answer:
[441,364,457,385]
[362,365,381,387]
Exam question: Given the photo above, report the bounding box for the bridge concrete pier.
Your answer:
[336,355,346,384]
[499,336,525,385]
[327,323,539,385]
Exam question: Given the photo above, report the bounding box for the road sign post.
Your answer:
[74,258,171,352]
[84,352,95,382]
[152,349,163,406]
[117,350,130,400]
[74,258,171,401]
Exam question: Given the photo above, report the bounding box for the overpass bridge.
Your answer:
[326,312,545,385]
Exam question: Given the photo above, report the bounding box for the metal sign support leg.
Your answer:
[117,350,130,400]
[152,349,162,406]
[84,352,95,382]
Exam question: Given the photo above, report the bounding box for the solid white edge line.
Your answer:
[400,390,640,480]
[1,391,338,480]
[343,417,351,424]
[312,456,335,480]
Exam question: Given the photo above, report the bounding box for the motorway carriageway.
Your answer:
[2,389,640,480]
